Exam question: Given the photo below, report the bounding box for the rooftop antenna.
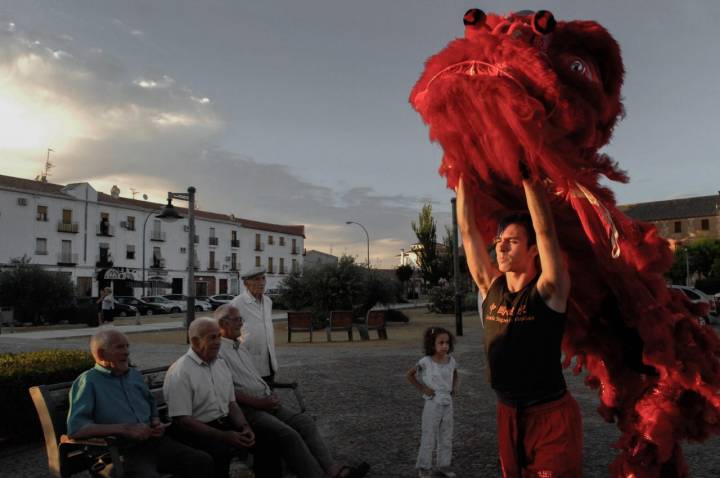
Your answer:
[130,188,138,199]
[35,148,54,182]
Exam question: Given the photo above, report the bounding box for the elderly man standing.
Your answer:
[230,267,277,382]
[215,305,370,478]
[163,317,261,478]
[67,328,213,477]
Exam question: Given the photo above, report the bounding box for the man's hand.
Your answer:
[258,392,281,411]
[149,422,166,438]
[224,428,255,448]
[121,423,153,441]
[422,386,435,398]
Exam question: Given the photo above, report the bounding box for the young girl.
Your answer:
[407,327,458,478]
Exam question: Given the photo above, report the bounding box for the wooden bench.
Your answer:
[30,366,306,477]
[29,366,170,478]
[326,310,353,342]
[356,310,388,340]
[287,311,314,343]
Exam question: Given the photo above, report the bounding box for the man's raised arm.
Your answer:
[456,177,500,298]
[522,178,570,312]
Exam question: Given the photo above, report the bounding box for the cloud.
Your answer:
[0,19,450,266]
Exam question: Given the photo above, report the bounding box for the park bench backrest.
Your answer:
[287,312,313,330]
[329,310,353,329]
[28,365,169,478]
[366,310,385,329]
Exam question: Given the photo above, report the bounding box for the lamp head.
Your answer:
[156,198,184,221]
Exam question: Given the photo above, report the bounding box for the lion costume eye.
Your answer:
[569,59,593,81]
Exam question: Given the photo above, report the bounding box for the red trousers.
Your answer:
[497,392,583,478]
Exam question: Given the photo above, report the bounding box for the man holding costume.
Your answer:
[456,168,582,478]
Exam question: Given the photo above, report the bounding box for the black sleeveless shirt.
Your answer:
[482,275,567,400]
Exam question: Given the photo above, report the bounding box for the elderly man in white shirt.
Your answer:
[215,305,370,478]
[163,317,260,478]
[230,267,278,382]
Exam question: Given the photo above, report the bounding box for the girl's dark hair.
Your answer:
[423,326,455,356]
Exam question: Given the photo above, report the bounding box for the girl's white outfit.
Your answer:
[415,355,456,470]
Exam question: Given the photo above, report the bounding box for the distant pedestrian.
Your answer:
[407,326,458,478]
[97,287,114,324]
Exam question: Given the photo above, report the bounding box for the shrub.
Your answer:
[0,349,94,445]
[0,264,75,324]
[428,286,478,314]
[278,255,403,321]
[385,309,410,323]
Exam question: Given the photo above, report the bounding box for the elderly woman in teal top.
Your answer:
[67,328,213,478]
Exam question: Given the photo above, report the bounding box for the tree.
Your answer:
[395,264,414,297]
[412,202,441,286]
[0,263,75,324]
[277,255,401,324]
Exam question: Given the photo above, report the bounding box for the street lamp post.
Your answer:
[157,187,196,342]
[345,221,370,268]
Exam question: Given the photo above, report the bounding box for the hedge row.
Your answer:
[0,349,94,446]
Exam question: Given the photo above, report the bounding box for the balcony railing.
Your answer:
[35,250,48,255]
[57,222,79,233]
[254,243,264,252]
[291,248,299,255]
[36,215,48,222]
[209,237,219,246]
[208,261,218,271]
[96,224,115,236]
[95,254,114,267]
[150,258,166,269]
[120,221,135,231]
[230,264,239,271]
[230,239,240,248]
[57,253,78,265]
[150,231,166,242]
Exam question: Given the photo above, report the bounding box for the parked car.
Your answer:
[162,294,212,312]
[115,296,170,315]
[204,294,235,310]
[670,285,717,325]
[113,301,138,318]
[142,296,186,314]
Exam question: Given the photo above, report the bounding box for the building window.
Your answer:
[126,216,135,230]
[36,205,48,221]
[231,230,237,241]
[255,256,261,267]
[268,257,274,273]
[62,209,73,224]
[292,258,298,273]
[268,235,274,245]
[279,258,285,274]
[255,234,263,251]
[279,236,285,246]
[209,250,216,269]
[231,252,237,270]
[127,245,135,260]
[209,227,216,238]
[674,221,682,233]
[35,238,47,255]
[701,219,710,231]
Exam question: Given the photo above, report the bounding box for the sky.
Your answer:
[1,0,719,267]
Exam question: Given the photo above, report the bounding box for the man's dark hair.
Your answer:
[497,212,536,247]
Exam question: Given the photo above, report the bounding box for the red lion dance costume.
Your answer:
[409,9,720,477]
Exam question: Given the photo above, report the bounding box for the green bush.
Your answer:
[0,349,94,445]
[428,286,478,314]
[278,255,402,323]
[0,264,75,324]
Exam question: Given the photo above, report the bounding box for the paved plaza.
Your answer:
[1,310,718,477]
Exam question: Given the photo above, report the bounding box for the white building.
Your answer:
[0,174,305,297]
[303,249,338,270]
